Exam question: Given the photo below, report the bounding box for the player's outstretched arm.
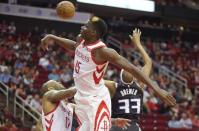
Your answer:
[41,34,77,51]
[129,28,152,77]
[98,47,176,106]
[122,28,152,84]
[44,87,76,103]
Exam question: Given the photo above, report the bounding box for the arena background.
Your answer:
[0,0,199,131]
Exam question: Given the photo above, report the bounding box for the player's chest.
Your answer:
[75,47,91,63]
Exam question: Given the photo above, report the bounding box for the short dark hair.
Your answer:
[90,16,108,38]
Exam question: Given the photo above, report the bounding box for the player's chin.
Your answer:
[80,33,86,39]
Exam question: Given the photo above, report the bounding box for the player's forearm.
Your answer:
[51,35,76,51]
[122,57,157,90]
[50,88,77,102]
[136,43,152,66]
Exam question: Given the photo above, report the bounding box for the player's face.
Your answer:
[80,21,96,39]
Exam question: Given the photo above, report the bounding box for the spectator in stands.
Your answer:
[0,69,12,84]
[179,113,192,129]
[146,92,159,112]
[182,86,193,101]
[3,119,18,131]
[14,59,24,70]
[8,22,16,35]
[48,69,60,81]
[11,70,22,85]
[192,115,199,128]
[168,114,181,128]
[30,94,41,112]
[15,83,26,99]
[9,82,17,97]
[25,95,33,106]
[38,55,50,69]
[60,67,73,86]
[23,74,34,86]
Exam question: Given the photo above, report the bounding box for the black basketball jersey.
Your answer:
[111,70,143,120]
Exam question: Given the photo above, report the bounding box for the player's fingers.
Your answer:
[134,28,137,33]
[137,28,139,33]
[123,125,127,130]
[138,29,142,35]
[126,122,131,127]
[133,29,136,35]
[129,35,133,39]
[168,95,176,103]
[120,118,131,122]
[167,96,176,106]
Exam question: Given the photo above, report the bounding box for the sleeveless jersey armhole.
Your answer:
[120,69,134,85]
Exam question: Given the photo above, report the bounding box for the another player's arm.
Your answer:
[44,87,76,103]
[41,34,78,51]
[130,28,152,77]
[98,48,176,106]
[99,47,154,89]
[122,29,152,84]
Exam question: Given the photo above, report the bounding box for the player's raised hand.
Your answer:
[129,28,142,46]
[156,88,176,107]
[113,118,131,130]
[41,34,54,50]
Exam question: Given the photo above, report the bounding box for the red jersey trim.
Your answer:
[94,101,111,131]
[75,113,82,131]
[45,114,54,131]
[90,45,107,65]
[44,102,60,116]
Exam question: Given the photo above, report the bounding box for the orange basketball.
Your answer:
[56,1,75,19]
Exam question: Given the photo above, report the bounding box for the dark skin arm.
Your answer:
[95,48,176,106]
[43,87,76,103]
[41,34,80,51]
[123,28,152,84]
[96,47,155,88]
[42,87,76,115]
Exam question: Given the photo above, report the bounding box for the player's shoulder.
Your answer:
[76,34,83,44]
[95,46,115,54]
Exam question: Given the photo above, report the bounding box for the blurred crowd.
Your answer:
[0,18,199,130]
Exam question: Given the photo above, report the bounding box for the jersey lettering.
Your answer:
[118,98,141,114]
[75,60,81,73]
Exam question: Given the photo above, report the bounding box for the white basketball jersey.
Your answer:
[73,39,109,95]
[42,101,73,131]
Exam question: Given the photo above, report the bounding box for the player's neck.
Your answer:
[84,38,99,45]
